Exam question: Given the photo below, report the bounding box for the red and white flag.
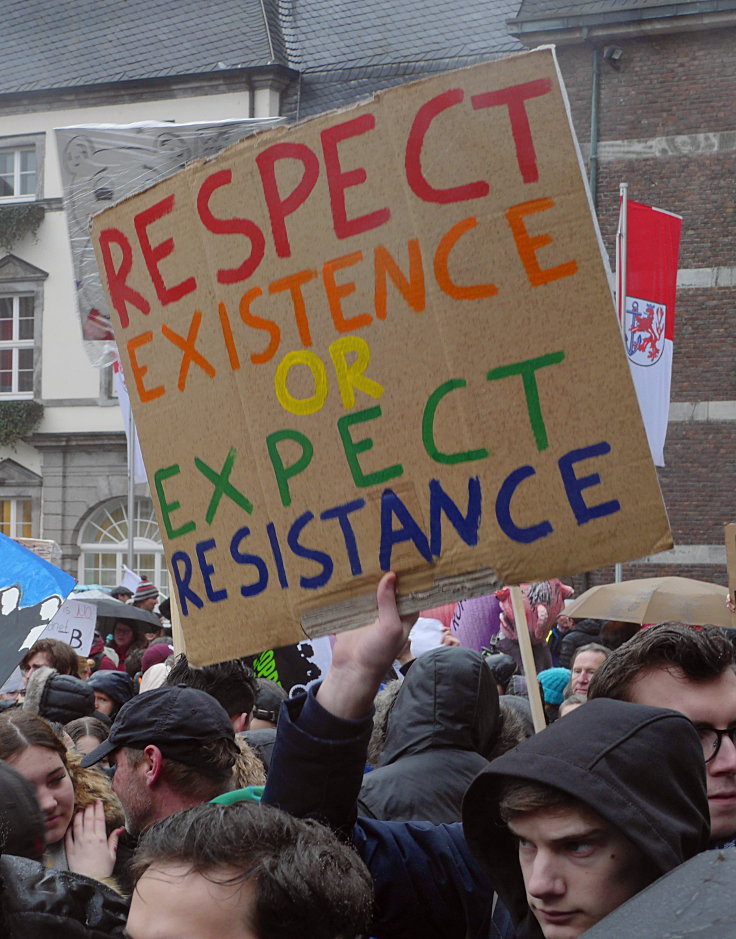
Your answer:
[618,198,682,466]
[113,358,148,484]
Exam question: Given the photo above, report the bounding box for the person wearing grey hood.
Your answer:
[359,646,500,824]
[264,573,712,939]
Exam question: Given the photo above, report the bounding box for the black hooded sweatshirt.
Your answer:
[462,698,711,938]
[358,646,500,824]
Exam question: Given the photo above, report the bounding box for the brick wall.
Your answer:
[553,26,736,585]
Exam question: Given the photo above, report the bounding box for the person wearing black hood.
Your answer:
[264,573,712,939]
[87,671,136,720]
[462,697,709,937]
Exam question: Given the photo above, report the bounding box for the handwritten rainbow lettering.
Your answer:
[94,68,626,619]
[98,78,578,404]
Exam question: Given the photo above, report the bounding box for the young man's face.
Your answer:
[22,650,52,686]
[126,863,257,939]
[626,666,736,843]
[508,803,650,939]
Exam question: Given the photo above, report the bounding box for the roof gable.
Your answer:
[0,254,48,282]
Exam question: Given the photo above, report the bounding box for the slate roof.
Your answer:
[288,0,522,70]
[0,0,525,119]
[511,0,736,30]
[283,0,525,120]
[0,0,289,93]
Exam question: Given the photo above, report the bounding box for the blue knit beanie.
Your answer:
[537,667,571,706]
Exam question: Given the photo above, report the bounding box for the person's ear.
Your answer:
[231,712,249,734]
[142,745,165,786]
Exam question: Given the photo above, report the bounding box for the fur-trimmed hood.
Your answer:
[23,667,95,725]
[67,753,124,835]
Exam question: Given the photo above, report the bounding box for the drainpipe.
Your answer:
[589,45,601,210]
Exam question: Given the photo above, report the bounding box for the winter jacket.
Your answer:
[558,618,602,667]
[89,634,117,671]
[111,830,139,896]
[358,646,499,823]
[264,689,709,939]
[241,727,277,772]
[0,855,128,938]
[23,667,95,724]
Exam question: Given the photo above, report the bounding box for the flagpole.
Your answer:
[616,182,628,340]
[614,182,628,584]
[127,406,136,573]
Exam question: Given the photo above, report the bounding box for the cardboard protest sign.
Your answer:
[91,48,672,664]
[12,537,63,566]
[0,597,96,695]
[40,598,97,657]
[0,533,76,685]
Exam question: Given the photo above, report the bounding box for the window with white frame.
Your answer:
[0,497,33,538]
[0,294,35,397]
[78,497,168,593]
[0,147,37,201]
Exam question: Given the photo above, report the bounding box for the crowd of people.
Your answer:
[0,572,733,937]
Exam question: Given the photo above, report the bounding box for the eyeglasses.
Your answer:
[696,725,736,763]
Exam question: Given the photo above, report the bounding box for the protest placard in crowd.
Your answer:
[92,47,672,663]
[0,533,76,685]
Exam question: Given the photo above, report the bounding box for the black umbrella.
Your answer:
[85,597,161,628]
[581,849,736,937]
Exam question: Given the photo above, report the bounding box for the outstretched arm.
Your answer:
[264,572,413,832]
[317,571,414,719]
[263,574,507,939]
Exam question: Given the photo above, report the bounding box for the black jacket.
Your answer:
[558,619,602,667]
[0,855,128,938]
[358,647,499,823]
[462,697,711,938]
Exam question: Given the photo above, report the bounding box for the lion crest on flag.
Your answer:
[624,296,666,366]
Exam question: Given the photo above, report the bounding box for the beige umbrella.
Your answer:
[564,576,733,628]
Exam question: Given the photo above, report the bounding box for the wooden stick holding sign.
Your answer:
[167,589,187,656]
[726,522,736,628]
[510,585,547,733]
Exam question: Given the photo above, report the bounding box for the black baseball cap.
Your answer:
[80,684,236,770]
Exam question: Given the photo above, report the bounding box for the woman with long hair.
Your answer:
[0,711,123,883]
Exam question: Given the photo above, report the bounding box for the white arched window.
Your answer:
[78,497,168,593]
